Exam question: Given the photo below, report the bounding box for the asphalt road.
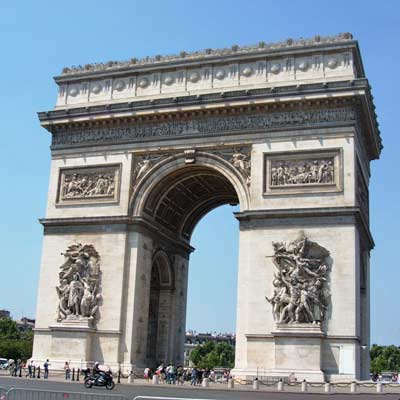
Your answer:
[0,376,399,400]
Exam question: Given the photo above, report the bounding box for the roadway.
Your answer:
[0,376,399,400]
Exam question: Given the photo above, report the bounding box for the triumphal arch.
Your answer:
[32,33,381,381]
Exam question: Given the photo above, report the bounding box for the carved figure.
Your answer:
[68,274,84,316]
[267,234,331,325]
[55,243,101,322]
[270,158,335,187]
[229,148,251,185]
[61,170,115,200]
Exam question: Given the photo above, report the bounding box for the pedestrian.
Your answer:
[177,366,184,385]
[26,360,33,378]
[191,367,197,386]
[43,359,50,379]
[64,361,71,380]
[12,360,19,377]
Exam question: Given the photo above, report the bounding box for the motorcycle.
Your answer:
[84,370,115,390]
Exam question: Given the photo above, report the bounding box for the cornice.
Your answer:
[40,215,194,256]
[39,79,367,126]
[235,206,374,249]
[56,33,359,81]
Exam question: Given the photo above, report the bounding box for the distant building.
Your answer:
[0,310,11,319]
[16,317,35,333]
[183,331,235,367]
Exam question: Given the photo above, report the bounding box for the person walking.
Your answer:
[64,361,71,380]
[190,367,198,386]
[43,359,50,379]
[26,361,33,378]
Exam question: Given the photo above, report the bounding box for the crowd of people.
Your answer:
[5,359,50,379]
[143,363,231,386]
[371,372,400,383]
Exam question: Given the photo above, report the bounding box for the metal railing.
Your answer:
[133,397,216,400]
[5,388,127,400]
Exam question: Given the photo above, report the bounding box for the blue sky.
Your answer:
[0,1,398,345]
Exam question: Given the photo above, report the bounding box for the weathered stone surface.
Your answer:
[32,35,380,382]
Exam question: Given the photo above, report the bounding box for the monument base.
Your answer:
[272,323,325,382]
[233,324,326,382]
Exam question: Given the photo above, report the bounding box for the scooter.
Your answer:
[84,370,115,390]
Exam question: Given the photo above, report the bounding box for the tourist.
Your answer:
[144,366,152,381]
[169,364,176,384]
[156,363,165,383]
[26,360,33,378]
[43,359,50,379]
[190,367,198,386]
[177,366,184,385]
[197,368,203,385]
[64,361,71,380]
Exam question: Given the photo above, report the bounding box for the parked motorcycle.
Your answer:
[84,370,115,390]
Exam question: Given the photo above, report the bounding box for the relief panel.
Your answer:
[56,164,121,205]
[264,149,342,195]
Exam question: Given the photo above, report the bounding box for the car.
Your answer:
[0,358,9,370]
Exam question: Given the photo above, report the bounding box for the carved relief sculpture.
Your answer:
[56,244,101,322]
[210,147,251,185]
[57,164,120,205]
[266,234,331,325]
[271,157,334,187]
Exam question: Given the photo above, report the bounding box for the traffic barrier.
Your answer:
[152,374,159,385]
[202,377,209,387]
[227,378,234,389]
[252,379,259,390]
[133,397,217,400]
[277,380,284,391]
[7,388,127,400]
[376,382,383,393]
[350,381,357,393]
[301,380,307,392]
[0,387,6,400]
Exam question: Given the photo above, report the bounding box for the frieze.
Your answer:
[270,158,334,187]
[264,150,342,195]
[57,164,121,205]
[51,107,356,148]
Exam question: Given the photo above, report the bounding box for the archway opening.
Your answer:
[138,163,244,367]
[141,165,240,240]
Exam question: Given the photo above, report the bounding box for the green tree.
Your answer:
[370,344,400,373]
[0,318,33,361]
[0,318,20,340]
[189,340,235,369]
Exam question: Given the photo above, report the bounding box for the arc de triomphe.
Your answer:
[32,33,381,381]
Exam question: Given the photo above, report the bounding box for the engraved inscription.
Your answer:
[271,158,334,187]
[57,164,120,204]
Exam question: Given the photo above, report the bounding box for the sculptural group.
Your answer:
[61,172,115,199]
[271,158,334,187]
[266,235,331,325]
[56,243,101,322]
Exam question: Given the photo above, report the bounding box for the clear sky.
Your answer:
[0,0,398,345]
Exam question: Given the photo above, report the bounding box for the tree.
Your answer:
[370,344,400,373]
[189,340,235,369]
[0,317,33,361]
[0,318,20,340]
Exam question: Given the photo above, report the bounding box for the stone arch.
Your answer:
[146,250,175,366]
[129,151,250,240]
